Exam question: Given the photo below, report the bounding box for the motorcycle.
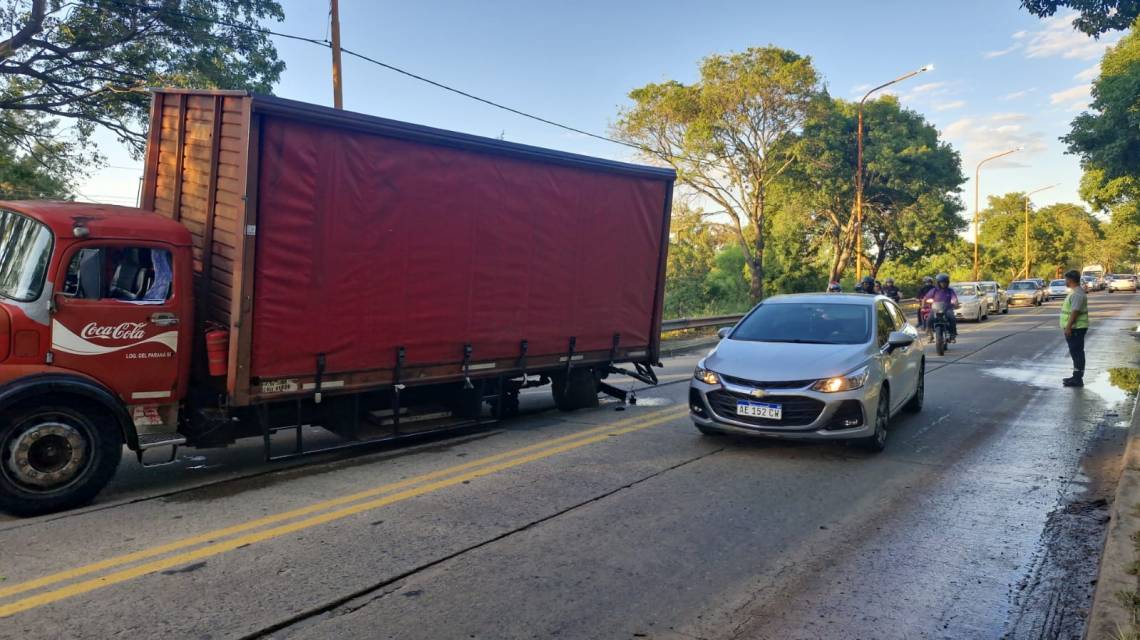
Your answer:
[925,299,955,356]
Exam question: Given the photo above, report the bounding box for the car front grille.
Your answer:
[719,374,813,389]
[706,390,825,427]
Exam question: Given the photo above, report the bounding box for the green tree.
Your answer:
[614,46,824,302]
[1021,0,1140,36]
[792,96,966,282]
[977,193,1103,280]
[0,0,286,194]
[664,206,720,318]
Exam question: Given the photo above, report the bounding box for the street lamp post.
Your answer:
[973,147,1023,281]
[854,64,934,281]
[1022,184,1058,279]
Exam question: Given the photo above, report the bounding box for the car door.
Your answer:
[886,300,921,401]
[876,301,912,412]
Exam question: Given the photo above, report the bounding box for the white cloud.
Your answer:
[990,112,1029,123]
[939,113,1047,170]
[1012,30,1029,39]
[984,43,1021,59]
[1074,63,1099,82]
[1049,84,1091,110]
[909,81,946,95]
[934,100,967,111]
[1023,13,1119,60]
[850,83,872,95]
[999,88,1035,101]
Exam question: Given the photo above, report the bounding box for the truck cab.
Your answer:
[0,201,193,515]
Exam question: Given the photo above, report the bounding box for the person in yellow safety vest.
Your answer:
[1060,269,1089,387]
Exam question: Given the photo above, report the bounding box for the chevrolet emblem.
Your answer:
[749,388,767,399]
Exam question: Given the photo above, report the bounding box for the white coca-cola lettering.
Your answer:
[80,322,148,341]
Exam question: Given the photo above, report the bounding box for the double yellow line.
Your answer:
[0,405,685,618]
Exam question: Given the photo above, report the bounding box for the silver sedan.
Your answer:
[690,294,924,451]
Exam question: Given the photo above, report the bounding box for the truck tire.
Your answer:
[551,369,599,412]
[0,403,122,517]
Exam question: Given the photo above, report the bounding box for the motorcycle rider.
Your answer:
[916,276,935,327]
[926,273,959,341]
[827,281,842,293]
[857,275,877,294]
[882,278,902,302]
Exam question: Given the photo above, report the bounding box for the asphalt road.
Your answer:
[1,293,1138,640]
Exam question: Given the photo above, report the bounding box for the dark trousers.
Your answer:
[1065,328,1087,378]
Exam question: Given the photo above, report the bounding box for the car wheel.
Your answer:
[859,390,890,452]
[904,361,924,413]
[695,424,725,437]
[1002,303,1009,314]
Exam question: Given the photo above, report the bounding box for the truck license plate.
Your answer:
[736,401,782,420]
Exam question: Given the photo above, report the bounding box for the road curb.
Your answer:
[1087,391,1140,639]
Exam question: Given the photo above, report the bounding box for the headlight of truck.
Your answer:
[693,367,721,385]
[812,366,869,393]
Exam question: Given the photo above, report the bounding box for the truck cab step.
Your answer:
[138,433,188,450]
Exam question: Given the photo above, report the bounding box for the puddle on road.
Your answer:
[981,366,1136,405]
[632,397,672,407]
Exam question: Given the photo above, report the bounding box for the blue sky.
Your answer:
[83,0,1119,226]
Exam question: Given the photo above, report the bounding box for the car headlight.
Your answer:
[693,366,721,385]
[812,366,869,393]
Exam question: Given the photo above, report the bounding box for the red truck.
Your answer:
[0,89,675,516]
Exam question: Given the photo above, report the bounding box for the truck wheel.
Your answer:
[0,404,122,517]
[551,369,599,412]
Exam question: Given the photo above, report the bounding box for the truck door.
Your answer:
[50,244,184,405]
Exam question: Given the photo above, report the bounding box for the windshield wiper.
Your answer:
[762,338,834,344]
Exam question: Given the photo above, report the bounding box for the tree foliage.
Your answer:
[793,96,966,282]
[1021,0,1140,36]
[977,193,1103,281]
[1065,20,1140,271]
[615,46,824,302]
[0,0,285,195]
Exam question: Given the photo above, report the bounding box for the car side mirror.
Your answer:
[717,327,732,339]
[886,331,914,351]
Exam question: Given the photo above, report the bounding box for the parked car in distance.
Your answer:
[1047,279,1069,300]
[952,284,988,322]
[1108,274,1138,292]
[690,294,924,452]
[1007,280,1044,306]
[969,280,1008,314]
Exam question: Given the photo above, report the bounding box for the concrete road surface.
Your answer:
[1,293,1137,640]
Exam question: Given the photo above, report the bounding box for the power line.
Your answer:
[98,0,707,168]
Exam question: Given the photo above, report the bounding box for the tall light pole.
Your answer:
[854,64,934,281]
[1022,184,1057,279]
[973,147,1022,281]
[330,0,344,109]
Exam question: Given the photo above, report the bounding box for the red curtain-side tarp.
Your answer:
[249,116,669,378]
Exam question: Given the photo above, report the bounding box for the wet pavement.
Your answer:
[0,293,1136,639]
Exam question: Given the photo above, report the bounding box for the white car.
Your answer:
[952,284,988,322]
[690,294,924,451]
[1047,279,1069,300]
[1108,274,1137,292]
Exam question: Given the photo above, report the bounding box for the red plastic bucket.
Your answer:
[205,328,229,377]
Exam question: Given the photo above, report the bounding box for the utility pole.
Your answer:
[973,147,1022,281]
[330,0,344,109]
[1022,184,1057,280]
[853,64,933,281]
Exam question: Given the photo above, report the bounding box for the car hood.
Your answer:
[703,339,872,382]
[1009,290,1035,296]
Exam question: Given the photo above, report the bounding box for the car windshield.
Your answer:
[979,283,996,292]
[1009,282,1035,290]
[731,302,871,345]
[0,209,53,302]
[1050,280,1066,286]
[958,285,977,296]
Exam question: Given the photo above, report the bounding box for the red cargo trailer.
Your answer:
[0,89,675,515]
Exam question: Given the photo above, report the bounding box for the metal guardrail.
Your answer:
[661,298,921,333]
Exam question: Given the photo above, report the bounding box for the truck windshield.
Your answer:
[0,209,53,301]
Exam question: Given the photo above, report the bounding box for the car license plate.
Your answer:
[736,401,782,420]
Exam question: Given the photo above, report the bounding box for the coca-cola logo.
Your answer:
[80,322,148,341]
